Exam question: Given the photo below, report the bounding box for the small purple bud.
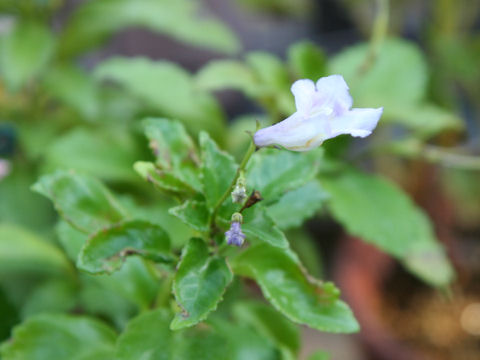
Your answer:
[225,221,245,247]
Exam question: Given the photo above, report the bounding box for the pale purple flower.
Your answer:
[254,75,383,151]
[0,159,10,181]
[225,221,245,247]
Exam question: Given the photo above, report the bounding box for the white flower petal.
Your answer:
[328,107,383,140]
[291,79,316,114]
[254,112,327,151]
[315,74,352,114]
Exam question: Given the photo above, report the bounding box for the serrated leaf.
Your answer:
[32,171,127,234]
[232,243,359,333]
[171,238,232,329]
[267,180,327,230]
[0,224,70,275]
[94,58,225,139]
[242,205,289,248]
[78,220,172,274]
[287,41,327,81]
[116,309,230,360]
[56,220,89,261]
[0,314,117,360]
[142,118,201,191]
[246,148,321,201]
[200,132,238,209]
[320,167,454,286]
[134,161,196,194]
[169,200,210,233]
[58,0,240,57]
[233,301,300,357]
[0,21,55,91]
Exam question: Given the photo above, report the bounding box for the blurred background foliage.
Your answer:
[0,0,479,359]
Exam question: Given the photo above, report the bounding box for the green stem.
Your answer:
[209,140,256,232]
[359,0,389,74]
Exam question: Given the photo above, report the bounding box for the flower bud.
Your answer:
[231,172,247,204]
[225,213,245,247]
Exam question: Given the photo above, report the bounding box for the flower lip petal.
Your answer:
[291,79,316,114]
[328,107,383,140]
[315,74,353,114]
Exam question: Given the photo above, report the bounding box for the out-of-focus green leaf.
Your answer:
[58,0,240,57]
[32,171,127,233]
[195,60,258,95]
[95,57,225,139]
[43,128,141,182]
[55,220,86,261]
[0,167,54,234]
[169,200,210,233]
[78,220,172,274]
[21,279,77,318]
[0,314,117,360]
[242,205,288,248]
[0,21,55,91]
[200,132,238,210]
[267,180,327,230]
[246,148,321,201]
[320,167,454,286]
[232,243,359,333]
[0,224,70,275]
[91,256,159,312]
[0,287,19,342]
[287,229,324,279]
[171,238,232,329]
[210,318,281,360]
[233,301,300,358]
[42,65,100,119]
[384,103,463,138]
[142,118,201,192]
[116,308,230,360]
[308,350,330,360]
[329,38,427,107]
[287,41,327,81]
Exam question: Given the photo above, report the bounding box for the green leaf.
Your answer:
[58,0,240,57]
[200,132,238,209]
[384,103,463,138]
[169,200,210,233]
[32,171,127,233]
[55,220,87,261]
[242,205,289,248]
[42,65,100,119]
[94,57,225,139]
[320,167,454,286]
[0,314,117,360]
[78,220,172,274]
[232,243,359,333]
[308,350,330,360]
[329,38,427,107]
[142,118,201,192]
[0,224,70,275]
[134,161,197,194]
[233,301,300,357]
[246,148,321,200]
[195,60,259,95]
[43,127,141,182]
[0,21,55,91]
[267,180,327,230]
[116,308,230,360]
[210,318,282,360]
[287,41,327,81]
[21,280,78,318]
[171,238,232,329]
[0,287,19,342]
